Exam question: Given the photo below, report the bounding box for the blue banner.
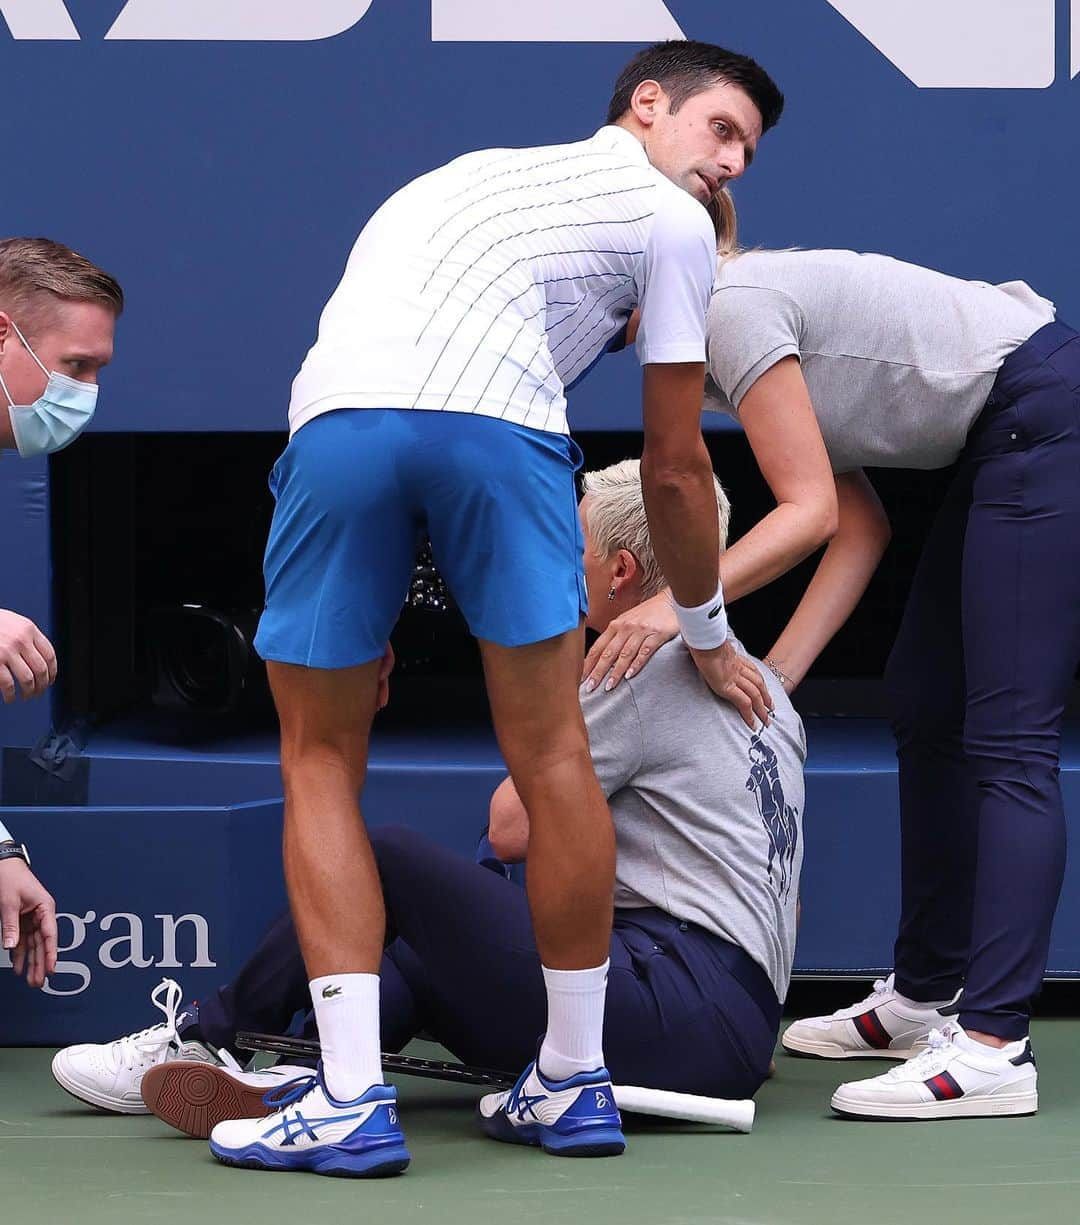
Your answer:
[3,0,1077,432]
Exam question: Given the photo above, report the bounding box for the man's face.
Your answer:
[641,81,763,206]
[0,299,115,449]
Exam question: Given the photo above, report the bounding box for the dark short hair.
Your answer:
[606,40,784,132]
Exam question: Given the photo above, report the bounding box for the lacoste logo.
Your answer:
[321,985,343,999]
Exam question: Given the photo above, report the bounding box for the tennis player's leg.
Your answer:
[424,417,623,1155]
[210,409,418,1176]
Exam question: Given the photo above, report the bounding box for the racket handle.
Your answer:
[613,1084,755,1132]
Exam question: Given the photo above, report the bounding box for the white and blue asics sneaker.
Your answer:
[478,1059,626,1157]
[209,1065,410,1177]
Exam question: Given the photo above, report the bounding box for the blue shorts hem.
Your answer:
[254,629,386,671]
[470,609,585,648]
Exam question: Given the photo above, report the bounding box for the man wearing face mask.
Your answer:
[0,236,123,990]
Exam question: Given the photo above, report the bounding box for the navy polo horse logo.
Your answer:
[746,734,799,899]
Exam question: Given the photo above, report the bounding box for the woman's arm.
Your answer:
[584,356,837,692]
[580,355,832,690]
[718,356,839,602]
[765,468,891,692]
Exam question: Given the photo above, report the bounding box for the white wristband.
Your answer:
[0,819,11,843]
[673,583,729,650]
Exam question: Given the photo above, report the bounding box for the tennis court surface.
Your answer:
[3,1023,1077,1225]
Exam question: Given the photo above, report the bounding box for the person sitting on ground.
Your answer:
[52,458,806,1141]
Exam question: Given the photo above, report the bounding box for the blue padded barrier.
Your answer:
[0,793,286,1045]
[787,719,1080,981]
[4,717,1079,1044]
[0,727,504,1044]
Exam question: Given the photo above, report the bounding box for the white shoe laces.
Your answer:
[829,974,893,1019]
[885,1023,960,1080]
[109,978,189,1073]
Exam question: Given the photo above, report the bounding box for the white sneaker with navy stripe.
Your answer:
[209,1065,410,1177]
[831,1023,1038,1120]
[478,1059,625,1157]
[782,974,958,1060]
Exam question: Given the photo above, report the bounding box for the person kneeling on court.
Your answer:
[52,459,805,1145]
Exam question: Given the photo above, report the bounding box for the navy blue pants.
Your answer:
[199,826,780,1099]
[885,321,1080,1039]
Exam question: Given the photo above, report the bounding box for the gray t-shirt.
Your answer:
[581,639,806,1001]
[705,249,1055,473]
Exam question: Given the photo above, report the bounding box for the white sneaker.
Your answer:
[781,974,958,1060]
[209,1065,410,1177]
[51,978,235,1114]
[831,1023,1038,1120]
[142,1059,316,1138]
[477,1059,625,1157]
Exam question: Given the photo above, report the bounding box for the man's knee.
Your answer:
[501,732,593,792]
[277,729,371,795]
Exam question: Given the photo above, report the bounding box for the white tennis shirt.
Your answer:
[289,125,717,437]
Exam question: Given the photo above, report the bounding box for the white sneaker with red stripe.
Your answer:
[781,974,957,1060]
[831,1023,1038,1120]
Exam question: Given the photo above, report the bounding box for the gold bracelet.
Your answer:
[763,656,792,688]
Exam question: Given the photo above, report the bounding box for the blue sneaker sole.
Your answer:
[209,1138,411,1178]
[478,1107,625,1158]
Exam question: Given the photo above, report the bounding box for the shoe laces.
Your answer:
[263,1073,319,1111]
[830,973,893,1019]
[110,978,187,1072]
[885,1023,960,1080]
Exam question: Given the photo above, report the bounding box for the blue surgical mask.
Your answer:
[0,321,98,457]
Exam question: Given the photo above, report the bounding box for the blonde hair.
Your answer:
[581,458,731,599]
[0,237,124,334]
[707,186,739,257]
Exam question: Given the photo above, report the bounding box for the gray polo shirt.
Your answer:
[581,639,806,1001]
[704,249,1055,473]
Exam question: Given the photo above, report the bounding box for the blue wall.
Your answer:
[3,0,1077,433]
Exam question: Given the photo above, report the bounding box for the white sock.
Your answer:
[894,988,954,1012]
[538,960,609,1082]
[309,973,383,1101]
[953,1026,1027,1060]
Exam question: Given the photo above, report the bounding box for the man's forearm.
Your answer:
[641,442,720,609]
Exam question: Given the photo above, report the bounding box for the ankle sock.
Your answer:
[309,972,383,1100]
[538,960,609,1081]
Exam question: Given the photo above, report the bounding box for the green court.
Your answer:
[3,1023,1076,1225]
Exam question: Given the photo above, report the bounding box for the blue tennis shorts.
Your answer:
[254,408,588,668]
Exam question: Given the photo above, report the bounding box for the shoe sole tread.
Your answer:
[141,1063,273,1138]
